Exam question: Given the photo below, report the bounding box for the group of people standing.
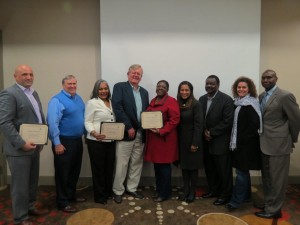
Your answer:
[0,64,299,225]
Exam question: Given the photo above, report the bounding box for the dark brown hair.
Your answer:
[232,76,257,98]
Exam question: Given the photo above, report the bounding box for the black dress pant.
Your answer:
[203,150,233,199]
[53,137,83,208]
[154,163,172,199]
[182,169,198,197]
[87,139,116,202]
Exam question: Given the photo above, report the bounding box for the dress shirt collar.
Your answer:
[265,85,277,96]
[62,89,77,99]
[16,83,34,94]
[207,90,218,100]
[129,82,140,91]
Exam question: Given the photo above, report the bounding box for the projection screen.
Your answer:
[100,0,261,99]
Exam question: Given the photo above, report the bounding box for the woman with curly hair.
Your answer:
[225,76,262,211]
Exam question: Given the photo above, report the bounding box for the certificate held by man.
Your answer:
[19,124,48,145]
[141,111,163,129]
[100,122,125,140]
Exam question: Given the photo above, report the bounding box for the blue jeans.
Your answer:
[229,169,251,208]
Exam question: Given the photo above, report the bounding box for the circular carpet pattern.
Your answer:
[197,213,248,225]
[66,208,114,225]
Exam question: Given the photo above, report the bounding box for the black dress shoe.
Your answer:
[16,219,33,225]
[225,203,237,211]
[152,193,159,199]
[253,202,265,210]
[60,205,78,213]
[213,198,229,206]
[201,192,218,198]
[178,194,187,201]
[95,199,107,204]
[126,191,144,199]
[114,194,123,204]
[186,193,195,203]
[153,196,167,202]
[255,210,282,219]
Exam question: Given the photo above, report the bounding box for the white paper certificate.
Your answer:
[141,111,163,129]
[100,122,125,140]
[19,124,48,145]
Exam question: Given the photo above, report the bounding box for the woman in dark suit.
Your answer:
[177,81,204,203]
[144,80,180,202]
[225,76,262,211]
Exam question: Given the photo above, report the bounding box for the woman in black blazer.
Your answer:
[225,76,262,211]
[177,81,204,203]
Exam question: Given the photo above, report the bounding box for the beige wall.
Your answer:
[2,0,100,181]
[260,0,300,178]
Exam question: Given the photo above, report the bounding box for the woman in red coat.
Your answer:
[144,80,180,202]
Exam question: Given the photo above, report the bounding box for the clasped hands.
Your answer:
[204,129,212,141]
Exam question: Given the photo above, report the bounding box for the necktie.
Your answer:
[260,93,268,111]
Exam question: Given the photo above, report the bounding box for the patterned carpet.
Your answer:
[0,185,299,225]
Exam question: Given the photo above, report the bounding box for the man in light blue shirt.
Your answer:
[47,75,85,213]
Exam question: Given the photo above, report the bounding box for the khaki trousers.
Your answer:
[113,131,144,195]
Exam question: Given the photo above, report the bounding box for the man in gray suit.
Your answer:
[0,65,49,225]
[255,69,300,219]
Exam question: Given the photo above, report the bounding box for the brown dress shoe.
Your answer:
[29,208,49,216]
[61,205,78,213]
[16,219,33,225]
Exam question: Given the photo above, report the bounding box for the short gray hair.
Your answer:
[128,64,142,72]
[62,75,76,84]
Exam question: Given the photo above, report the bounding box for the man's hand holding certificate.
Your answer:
[19,124,48,145]
[141,111,163,129]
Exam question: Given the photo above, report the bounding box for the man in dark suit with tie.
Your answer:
[0,65,49,225]
[255,69,300,219]
[112,64,149,203]
[199,75,234,206]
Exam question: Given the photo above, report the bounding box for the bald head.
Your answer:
[261,69,278,91]
[14,64,34,88]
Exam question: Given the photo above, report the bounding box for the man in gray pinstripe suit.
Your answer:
[0,65,49,225]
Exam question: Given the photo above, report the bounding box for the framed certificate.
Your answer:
[141,111,163,129]
[19,124,48,145]
[100,122,125,140]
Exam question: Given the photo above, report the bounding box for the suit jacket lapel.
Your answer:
[263,88,279,114]
[32,91,45,123]
[206,92,219,116]
[125,82,137,118]
[15,84,41,122]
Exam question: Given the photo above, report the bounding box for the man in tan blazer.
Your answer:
[255,69,300,219]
